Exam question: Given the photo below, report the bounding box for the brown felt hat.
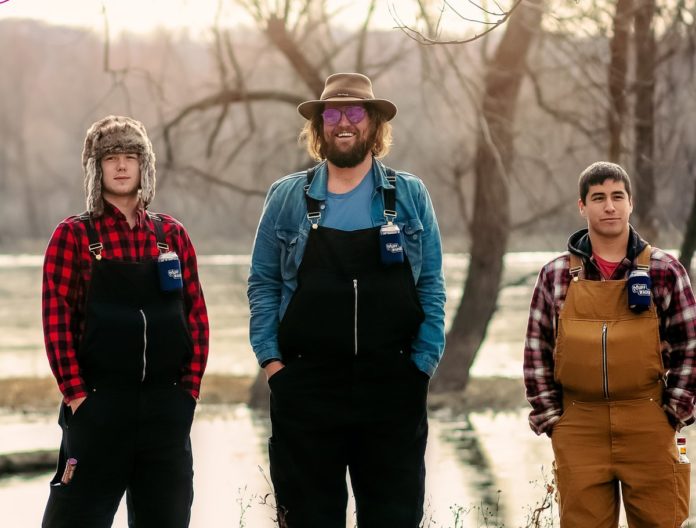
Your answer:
[297,73,397,121]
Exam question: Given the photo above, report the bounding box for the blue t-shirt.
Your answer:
[322,169,374,230]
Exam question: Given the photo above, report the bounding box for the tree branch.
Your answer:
[177,165,267,197]
[389,0,524,46]
[162,89,304,164]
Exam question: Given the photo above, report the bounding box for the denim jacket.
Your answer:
[247,159,446,376]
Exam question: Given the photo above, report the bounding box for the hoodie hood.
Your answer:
[82,115,156,216]
[567,225,648,263]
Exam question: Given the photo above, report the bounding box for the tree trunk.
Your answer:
[679,182,696,280]
[265,15,324,96]
[633,0,659,243]
[608,0,633,162]
[430,0,544,393]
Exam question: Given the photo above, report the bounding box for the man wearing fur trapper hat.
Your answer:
[248,73,446,526]
[41,115,209,527]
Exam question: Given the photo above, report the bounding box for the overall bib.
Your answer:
[268,222,428,528]
[42,216,197,528]
[551,247,690,528]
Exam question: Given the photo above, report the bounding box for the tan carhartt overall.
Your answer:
[552,246,690,528]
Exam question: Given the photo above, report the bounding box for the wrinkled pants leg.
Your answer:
[348,353,429,528]
[268,357,351,528]
[612,399,690,528]
[552,402,620,528]
[42,390,133,528]
[126,386,196,528]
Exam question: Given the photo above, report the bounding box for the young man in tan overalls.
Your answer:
[524,161,696,527]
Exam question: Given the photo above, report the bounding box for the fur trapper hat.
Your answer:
[82,115,156,216]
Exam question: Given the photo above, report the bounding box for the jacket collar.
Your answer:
[567,225,648,265]
[306,157,390,201]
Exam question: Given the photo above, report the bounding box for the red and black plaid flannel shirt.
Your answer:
[43,202,209,403]
[524,233,696,436]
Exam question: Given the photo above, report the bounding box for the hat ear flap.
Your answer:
[84,157,104,216]
[139,152,156,208]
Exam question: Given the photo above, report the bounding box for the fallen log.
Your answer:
[0,449,57,475]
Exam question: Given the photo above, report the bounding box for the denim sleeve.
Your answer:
[410,181,446,377]
[247,185,283,366]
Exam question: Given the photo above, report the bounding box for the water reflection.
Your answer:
[438,415,505,525]
[0,405,533,527]
[4,404,696,527]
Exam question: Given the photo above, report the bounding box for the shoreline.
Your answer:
[0,374,527,413]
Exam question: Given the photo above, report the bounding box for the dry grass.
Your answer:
[0,374,254,411]
[0,375,527,412]
[428,376,527,413]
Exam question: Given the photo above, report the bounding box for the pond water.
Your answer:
[1,404,566,528]
[0,252,546,380]
[1,253,694,527]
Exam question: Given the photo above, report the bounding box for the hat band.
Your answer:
[323,92,371,100]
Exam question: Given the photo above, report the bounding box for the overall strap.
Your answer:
[304,166,322,229]
[635,245,652,271]
[147,212,170,253]
[569,252,583,281]
[383,167,397,224]
[78,212,103,260]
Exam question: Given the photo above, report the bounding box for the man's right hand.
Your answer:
[68,396,87,414]
[264,361,285,381]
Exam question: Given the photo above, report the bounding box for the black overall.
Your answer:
[269,196,429,527]
[42,215,197,528]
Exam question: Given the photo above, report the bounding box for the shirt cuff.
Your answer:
[261,358,282,368]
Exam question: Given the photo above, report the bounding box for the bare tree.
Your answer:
[431,0,544,392]
[525,0,695,248]
[679,182,696,279]
[679,149,696,279]
[632,0,659,242]
[160,1,409,191]
[608,0,633,162]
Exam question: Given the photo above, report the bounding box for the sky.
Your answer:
[0,0,420,35]
[0,0,497,38]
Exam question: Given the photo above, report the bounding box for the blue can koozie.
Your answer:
[380,223,404,265]
[158,251,183,291]
[627,269,651,312]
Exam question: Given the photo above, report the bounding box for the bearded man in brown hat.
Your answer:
[248,73,446,527]
[41,115,209,527]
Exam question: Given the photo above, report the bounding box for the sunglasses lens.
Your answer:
[345,106,366,124]
[322,108,341,125]
[322,106,367,125]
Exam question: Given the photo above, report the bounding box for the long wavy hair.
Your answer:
[299,105,393,162]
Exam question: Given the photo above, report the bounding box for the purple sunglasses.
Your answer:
[321,106,367,126]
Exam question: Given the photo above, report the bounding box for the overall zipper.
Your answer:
[601,322,608,398]
[140,309,147,381]
[353,279,358,355]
